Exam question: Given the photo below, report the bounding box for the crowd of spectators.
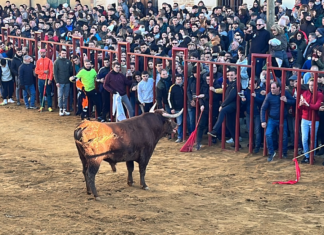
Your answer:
[1,0,324,164]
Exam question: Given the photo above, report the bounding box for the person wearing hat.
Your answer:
[35,48,54,112]
[18,55,37,109]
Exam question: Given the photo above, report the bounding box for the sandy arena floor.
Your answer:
[1,105,324,234]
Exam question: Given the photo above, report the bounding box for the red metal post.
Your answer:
[263,55,272,156]
[144,57,148,71]
[249,56,256,154]
[294,72,302,158]
[235,66,241,152]
[310,73,318,165]
[171,48,176,83]
[153,57,156,101]
[183,52,188,140]
[208,63,214,146]
[278,71,286,159]
[34,32,40,104]
[221,65,227,149]
[195,62,201,125]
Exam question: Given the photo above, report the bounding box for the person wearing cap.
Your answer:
[35,48,54,112]
[19,55,37,109]
[10,47,23,106]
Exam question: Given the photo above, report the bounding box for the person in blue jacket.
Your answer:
[261,81,296,161]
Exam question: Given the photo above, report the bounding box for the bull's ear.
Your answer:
[149,102,157,113]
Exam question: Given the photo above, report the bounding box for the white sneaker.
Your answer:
[59,109,64,116]
[63,109,70,116]
[0,99,8,105]
[226,138,234,144]
[8,98,15,103]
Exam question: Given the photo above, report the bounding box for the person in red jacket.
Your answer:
[299,79,324,164]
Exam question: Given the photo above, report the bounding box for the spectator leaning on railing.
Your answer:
[261,82,296,162]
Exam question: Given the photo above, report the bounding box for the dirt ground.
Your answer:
[1,105,324,235]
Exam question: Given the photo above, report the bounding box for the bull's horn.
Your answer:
[150,102,157,113]
[162,109,183,118]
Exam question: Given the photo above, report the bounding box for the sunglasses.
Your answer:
[257,24,263,26]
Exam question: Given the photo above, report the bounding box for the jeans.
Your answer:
[23,84,36,108]
[246,114,261,149]
[187,107,196,134]
[121,94,134,117]
[15,76,20,102]
[301,119,319,158]
[174,110,183,139]
[2,79,14,99]
[265,118,288,155]
[58,83,70,110]
[38,79,52,108]
[287,115,295,145]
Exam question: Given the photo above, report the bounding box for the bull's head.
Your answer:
[150,103,183,135]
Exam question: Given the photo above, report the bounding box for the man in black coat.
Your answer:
[156,69,171,113]
[168,74,184,142]
[96,58,111,122]
[196,74,222,150]
[245,19,270,78]
[10,47,23,105]
[208,68,239,147]
[19,55,37,109]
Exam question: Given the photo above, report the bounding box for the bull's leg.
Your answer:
[126,161,134,186]
[76,144,91,194]
[81,156,91,194]
[139,163,149,190]
[87,159,102,201]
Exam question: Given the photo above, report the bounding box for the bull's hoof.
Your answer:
[87,191,91,195]
[95,196,101,201]
[142,186,150,190]
[127,182,135,186]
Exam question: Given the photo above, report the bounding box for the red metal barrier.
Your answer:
[3,34,324,163]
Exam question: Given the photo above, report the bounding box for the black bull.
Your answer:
[74,109,183,200]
